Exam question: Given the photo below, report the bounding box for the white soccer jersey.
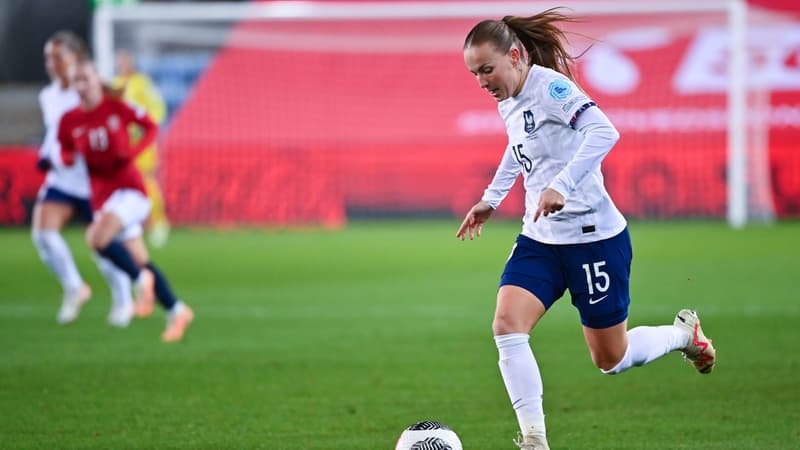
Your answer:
[39,81,91,198]
[481,64,626,244]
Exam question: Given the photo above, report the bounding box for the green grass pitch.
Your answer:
[1,220,798,449]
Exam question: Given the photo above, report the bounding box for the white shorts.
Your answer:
[101,189,152,241]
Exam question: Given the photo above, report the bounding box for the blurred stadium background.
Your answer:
[1,1,799,449]
[1,0,798,226]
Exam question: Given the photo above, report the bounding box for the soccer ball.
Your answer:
[394,421,463,450]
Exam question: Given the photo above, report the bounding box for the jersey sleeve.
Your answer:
[547,106,620,198]
[58,115,76,166]
[540,75,596,129]
[481,145,523,209]
[38,89,57,161]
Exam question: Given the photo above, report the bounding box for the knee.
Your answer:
[85,229,104,251]
[492,312,531,336]
[592,354,620,372]
[591,348,628,373]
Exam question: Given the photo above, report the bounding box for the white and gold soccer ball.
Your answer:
[394,421,463,450]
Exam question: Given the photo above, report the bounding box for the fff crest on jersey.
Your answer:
[523,110,535,135]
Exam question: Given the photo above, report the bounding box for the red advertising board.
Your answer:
[158,13,800,224]
[3,4,798,225]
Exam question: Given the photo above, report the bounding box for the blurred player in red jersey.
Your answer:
[33,31,135,327]
[58,58,193,342]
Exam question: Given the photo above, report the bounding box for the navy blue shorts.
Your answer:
[38,187,93,223]
[500,228,632,329]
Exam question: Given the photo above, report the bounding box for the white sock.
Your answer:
[495,333,546,435]
[602,325,689,374]
[32,229,83,293]
[167,301,184,319]
[93,253,132,307]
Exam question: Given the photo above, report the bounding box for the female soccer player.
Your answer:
[113,49,171,248]
[32,31,133,327]
[456,10,716,449]
[59,58,193,342]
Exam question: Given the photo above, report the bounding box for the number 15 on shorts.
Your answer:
[582,261,610,296]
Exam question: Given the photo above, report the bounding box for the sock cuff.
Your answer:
[35,229,61,241]
[495,333,534,360]
[167,301,184,318]
[92,252,112,268]
[494,333,530,349]
[601,343,632,375]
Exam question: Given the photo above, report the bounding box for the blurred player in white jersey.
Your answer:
[456,10,717,449]
[31,31,134,327]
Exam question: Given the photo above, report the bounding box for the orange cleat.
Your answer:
[162,304,194,343]
[134,268,155,318]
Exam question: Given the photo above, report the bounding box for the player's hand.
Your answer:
[534,188,565,222]
[36,158,53,173]
[456,200,494,241]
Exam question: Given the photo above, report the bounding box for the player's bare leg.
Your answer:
[588,316,697,376]
[582,321,628,371]
[89,210,192,341]
[89,212,155,318]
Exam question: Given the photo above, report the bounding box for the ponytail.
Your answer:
[464,8,580,81]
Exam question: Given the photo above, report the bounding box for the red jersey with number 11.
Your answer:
[59,97,157,210]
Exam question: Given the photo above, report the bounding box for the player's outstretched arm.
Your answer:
[456,200,494,241]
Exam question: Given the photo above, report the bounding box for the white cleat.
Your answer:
[107,302,134,328]
[674,309,716,374]
[57,283,91,325]
[148,223,170,249]
[515,431,550,450]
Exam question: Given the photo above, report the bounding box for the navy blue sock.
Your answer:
[146,263,177,310]
[98,241,140,280]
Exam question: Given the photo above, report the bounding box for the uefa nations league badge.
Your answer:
[548,79,572,100]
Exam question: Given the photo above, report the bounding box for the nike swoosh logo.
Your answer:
[588,295,608,305]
